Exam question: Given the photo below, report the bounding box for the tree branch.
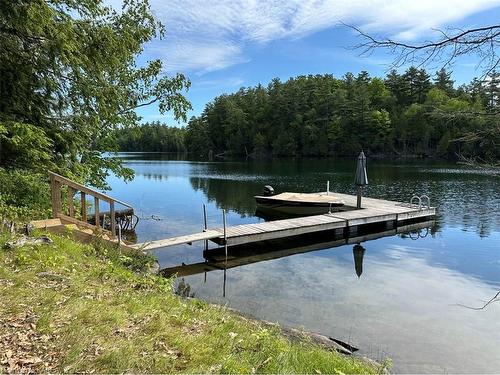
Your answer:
[346,23,500,76]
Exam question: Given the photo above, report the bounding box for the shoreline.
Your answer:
[0,231,386,373]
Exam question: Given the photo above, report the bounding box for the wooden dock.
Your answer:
[132,193,435,251]
[161,219,435,277]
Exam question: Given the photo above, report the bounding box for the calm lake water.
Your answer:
[107,154,500,373]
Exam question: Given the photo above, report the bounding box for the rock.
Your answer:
[147,261,161,274]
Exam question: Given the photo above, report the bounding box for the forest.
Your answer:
[114,122,187,152]
[116,68,499,160]
[183,68,499,159]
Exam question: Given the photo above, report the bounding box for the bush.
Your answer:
[0,168,51,223]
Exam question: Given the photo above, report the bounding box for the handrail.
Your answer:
[420,195,431,209]
[48,171,133,208]
[48,171,134,239]
[410,195,421,209]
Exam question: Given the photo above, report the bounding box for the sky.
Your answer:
[120,0,500,125]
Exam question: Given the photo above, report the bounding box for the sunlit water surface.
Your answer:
[106,154,500,373]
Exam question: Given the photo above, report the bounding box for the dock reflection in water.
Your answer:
[162,220,434,292]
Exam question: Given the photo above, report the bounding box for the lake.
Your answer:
[107,154,500,373]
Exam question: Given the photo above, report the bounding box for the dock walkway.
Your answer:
[132,193,435,251]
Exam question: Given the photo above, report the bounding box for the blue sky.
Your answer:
[123,0,500,125]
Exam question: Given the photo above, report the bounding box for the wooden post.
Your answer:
[94,197,100,228]
[203,203,208,251]
[50,174,62,218]
[80,192,87,222]
[110,201,116,238]
[356,186,362,209]
[223,268,226,298]
[67,187,75,217]
[203,204,208,231]
[222,209,227,263]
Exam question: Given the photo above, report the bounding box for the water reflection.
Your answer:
[353,244,365,278]
[163,220,435,281]
[107,154,500,373]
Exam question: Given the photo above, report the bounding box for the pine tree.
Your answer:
[434,68,455,95]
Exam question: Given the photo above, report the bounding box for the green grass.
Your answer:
[0,230,386,374]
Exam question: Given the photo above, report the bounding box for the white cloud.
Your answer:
[136,0,500,73]
[147,40,248,74]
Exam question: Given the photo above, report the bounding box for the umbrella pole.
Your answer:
[357,186,362,209]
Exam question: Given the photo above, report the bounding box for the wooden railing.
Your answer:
[49,171,133,238]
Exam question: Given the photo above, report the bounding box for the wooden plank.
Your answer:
[30,218,63,229]
[94,197,100,228]
[225,218,346,246]
[68,187,75,218]
[58,213,111,234]
[396,208,435,221]
[110,201,116,239]
[50,176,62,218]
[81,192,87,222]
[133,229,223,251]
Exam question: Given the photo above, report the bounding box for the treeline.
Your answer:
[184,68,499,159]
[114,122,187,152]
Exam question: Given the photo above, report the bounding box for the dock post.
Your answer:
[327,181,330,195]
[223,268,227,298]
[203,204,208,251]
[203,204,208,231]
[222,209,228,263]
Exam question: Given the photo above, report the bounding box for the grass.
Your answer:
[0,230,386,374]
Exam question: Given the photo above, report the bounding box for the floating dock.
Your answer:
[161,219,435,277]
[132,193,435,251]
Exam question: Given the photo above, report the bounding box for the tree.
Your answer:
[0,0,191,188]
[434,68,455,96]
[349,22,499,163]
[484,70,500,110]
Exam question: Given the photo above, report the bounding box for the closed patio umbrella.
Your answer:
[355,151,368,208]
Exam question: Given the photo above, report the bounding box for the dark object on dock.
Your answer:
[355,151,368,209]
[263,185,275,196]
[255,192,345,216]
[88,208,139,231]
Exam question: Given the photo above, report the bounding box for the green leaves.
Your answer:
[0,0,191,190]
[0,121,54,170]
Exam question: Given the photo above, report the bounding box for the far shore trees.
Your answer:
[182,69,498,161]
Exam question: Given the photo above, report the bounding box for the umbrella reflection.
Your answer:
[353,244,366,278]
